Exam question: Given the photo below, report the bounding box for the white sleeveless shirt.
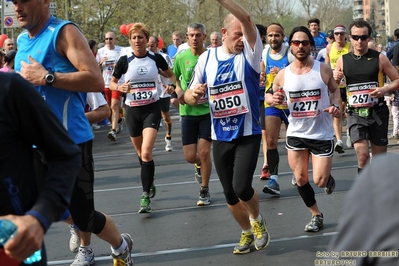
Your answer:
[283,60,333,140]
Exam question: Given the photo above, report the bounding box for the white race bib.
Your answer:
[128,81,157,106]
[209,81,249,118]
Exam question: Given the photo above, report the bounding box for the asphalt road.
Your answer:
[44,108,399,266]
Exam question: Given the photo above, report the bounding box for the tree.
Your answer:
[299,0,314,19]
[43,0,349,48]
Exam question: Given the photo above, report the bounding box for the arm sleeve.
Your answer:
[4,74,81,231]
[155,53,169,71]
[113,55,128,79]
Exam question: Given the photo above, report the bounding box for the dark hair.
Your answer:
[308,18,320,26]
[349,20,373,36]
[394,29,399,39]
[288,26,315,47]
[256,24,266,37]
[88,39,97,50]
[4,50,16,63]
[256,24,267,44]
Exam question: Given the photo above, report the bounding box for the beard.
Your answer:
[270,42,282,51]
[291,48,310,61]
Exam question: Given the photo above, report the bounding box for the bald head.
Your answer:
[104,32,116,49]
[147,36,158,53]
[223,14,237,31]
[3,38,14,52]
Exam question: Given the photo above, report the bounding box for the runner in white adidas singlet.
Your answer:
[268,26,340,233]
[110,23,177,214]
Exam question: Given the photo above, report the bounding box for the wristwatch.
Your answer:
[45,71,55,86]
[331,103,340,109]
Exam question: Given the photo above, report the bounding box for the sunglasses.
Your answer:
[291,40,310,47]
[334,32,345,36]
[350,35,369,41]
[105,38,114,40]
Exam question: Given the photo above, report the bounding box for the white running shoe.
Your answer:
[116,117,125,134]
[69,225,80,253]
[70,246,94,266]
[165,137,173,151]
[112,233,134,265]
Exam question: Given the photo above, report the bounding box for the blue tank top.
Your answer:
[15,17,93,144]
[202,40,262,141]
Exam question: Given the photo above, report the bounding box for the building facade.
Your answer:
[353,0,398,37]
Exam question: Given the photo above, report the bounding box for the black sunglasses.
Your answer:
[334,32,345,36]
[350,35,369,41]
[291,40,310,47]
[105,38,114,40]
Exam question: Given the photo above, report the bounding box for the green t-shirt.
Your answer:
[173,49,209,116]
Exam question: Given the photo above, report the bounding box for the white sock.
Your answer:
[250,214,262,222]
[111,238,127,256]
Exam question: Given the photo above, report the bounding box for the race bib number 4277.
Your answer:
[288,89,321,118]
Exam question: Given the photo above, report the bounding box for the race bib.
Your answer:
[288,89,321,118]
[129,81,157,106]
[209,81,249,118]
[347,82,379,108]
[105,60,115,75]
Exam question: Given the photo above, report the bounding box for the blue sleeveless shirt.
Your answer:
[15,17,93,144]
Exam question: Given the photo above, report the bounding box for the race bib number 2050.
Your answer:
[209,81,249,118]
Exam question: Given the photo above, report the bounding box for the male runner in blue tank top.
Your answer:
[262,22,293,196]
[185,0,270,255]
[13,0,133,265]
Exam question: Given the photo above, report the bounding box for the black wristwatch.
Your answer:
[45,71,55,86]
[331,103,339,109]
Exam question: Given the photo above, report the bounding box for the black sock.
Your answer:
[266,148,279,175]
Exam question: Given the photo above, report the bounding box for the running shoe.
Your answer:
[165,136,173,152]
[250,214,270,250]
[304,214,323,232]
[116,117,125,134]
[325,175,335,195]
[334,140,345,154]
[262,178,280,195]
[138,194,151,213]
[149,183,156,199]
[259,165,271,180]
[194,163,202,184]
[292,175,297,186]
[233,231,254,254]
[108,130,117,141]
[69,225,80,253]
[197,187,211,206]
[112,233,134,266]
[91,123,101,130]
[98,119,111,127]
[70,246,95,266]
